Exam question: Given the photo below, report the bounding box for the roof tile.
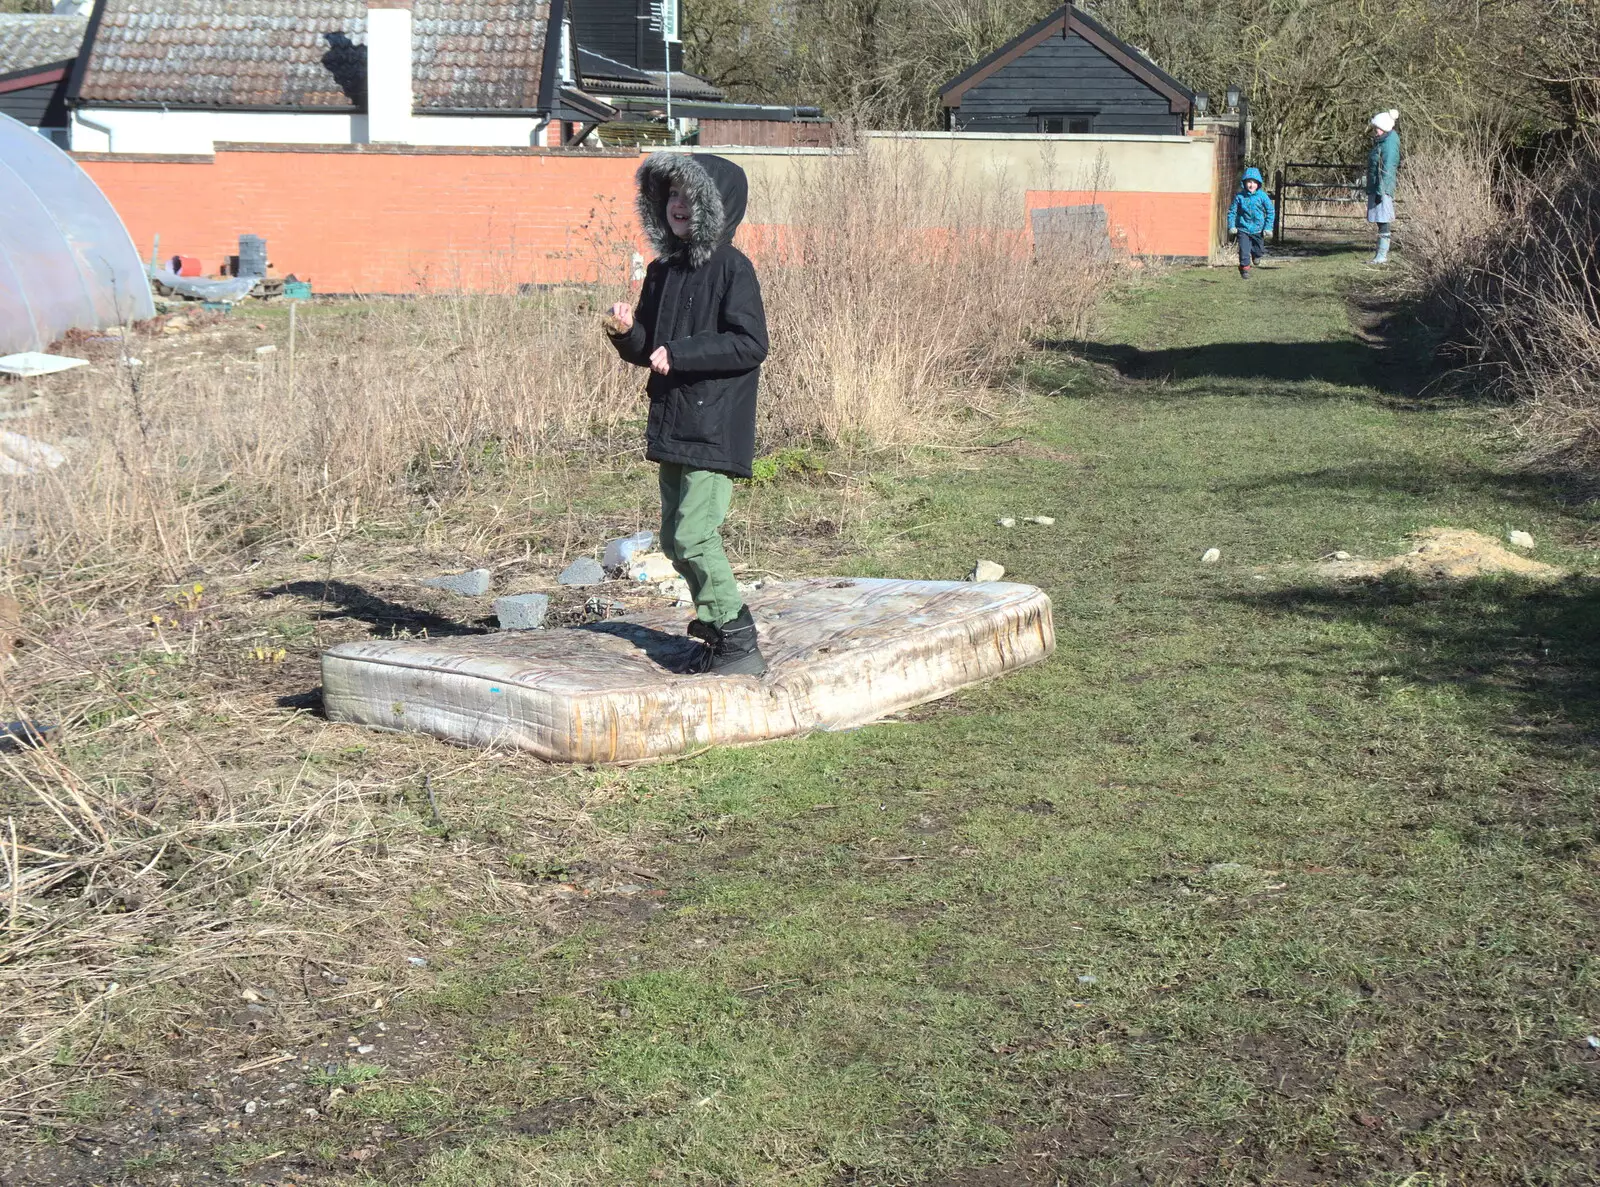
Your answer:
[0,14,89,76]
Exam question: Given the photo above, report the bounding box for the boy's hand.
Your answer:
[649,346,672,375]
[604,302,634,335]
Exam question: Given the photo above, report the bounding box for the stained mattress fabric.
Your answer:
[321,577,1054,763]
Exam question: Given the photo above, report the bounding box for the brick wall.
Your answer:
[76,144,646,295]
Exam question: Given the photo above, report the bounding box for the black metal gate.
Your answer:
[1272,162,1368,243]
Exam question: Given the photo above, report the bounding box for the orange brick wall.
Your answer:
[75,146,1218,294]
[1024,190,1213,258]
[77,146,646,294]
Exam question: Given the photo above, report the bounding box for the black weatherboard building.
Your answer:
[940,4,1193,136]
[572,0,684,75]
[0,13,89,145]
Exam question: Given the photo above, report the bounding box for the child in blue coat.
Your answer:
[1227,167,1275,278]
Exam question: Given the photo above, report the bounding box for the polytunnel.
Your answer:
[0,112,154,355]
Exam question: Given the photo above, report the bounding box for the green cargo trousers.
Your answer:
[658,462,743,626]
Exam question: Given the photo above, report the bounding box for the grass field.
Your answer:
[5,250,1598,1185]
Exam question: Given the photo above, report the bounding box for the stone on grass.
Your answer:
[1024,516,1056,526]
[1200,548,1221,565]
[495,592,550,630]
[968,560,1006,583]
[422,568,491,596]
[997,517,1016,528]
[558,556,605,586]
[1332,550,1352,561]
[1507,530,1535,550]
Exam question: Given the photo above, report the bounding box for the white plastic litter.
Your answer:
[603,531,655,572]
[0,352,89,378]
[322,577,1054,764]
[150,268,257,303]
[0,430,66,476]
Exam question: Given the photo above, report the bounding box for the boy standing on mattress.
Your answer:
[605,153,770,676]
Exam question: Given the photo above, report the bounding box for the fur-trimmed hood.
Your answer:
[636,153,749,269]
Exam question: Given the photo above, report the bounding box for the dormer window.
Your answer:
[1040,113,1094,135]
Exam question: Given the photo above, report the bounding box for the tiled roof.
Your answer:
[76,1,557,111]
[0,15,89,76]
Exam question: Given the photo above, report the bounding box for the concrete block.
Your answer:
[422,568,491,596]
[495,592,550,630]
[558,557,605,586]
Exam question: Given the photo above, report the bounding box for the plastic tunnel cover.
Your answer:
[0,112,154,354]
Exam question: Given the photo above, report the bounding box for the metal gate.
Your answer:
[1272,162,1368,243]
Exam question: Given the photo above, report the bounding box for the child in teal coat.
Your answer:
[1227,167,1275,278]
[1367,109,1401,264]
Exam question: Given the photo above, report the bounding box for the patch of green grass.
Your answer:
[333,1084,458,1134]
[305,1062,387,1089]
[60,1085,112,1125]
[213,1139,284,1173]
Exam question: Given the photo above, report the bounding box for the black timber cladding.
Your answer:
[0,74,71,128]
[941,4,1191,137]
[572,0,682,74]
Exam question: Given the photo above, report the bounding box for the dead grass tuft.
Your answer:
[1401,138,1600,473]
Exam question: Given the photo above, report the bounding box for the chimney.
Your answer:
[365,0,414,144]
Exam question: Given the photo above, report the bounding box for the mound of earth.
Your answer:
[1317,528,1564,581]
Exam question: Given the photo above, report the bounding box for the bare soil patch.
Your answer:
[1315,527,1564,580]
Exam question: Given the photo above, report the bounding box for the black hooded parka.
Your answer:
[608,153,769,478]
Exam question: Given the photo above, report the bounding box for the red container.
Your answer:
[167,255,202,277]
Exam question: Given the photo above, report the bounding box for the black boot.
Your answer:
[706,607,766,676]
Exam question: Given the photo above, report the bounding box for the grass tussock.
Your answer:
[0,146,1114,1122]
[1401,137,1600,473]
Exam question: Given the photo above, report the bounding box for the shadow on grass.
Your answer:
[1050,335,1454,405]
[1223,459,1600,515]
[259,580,487,638]
[1238,573,1600,757]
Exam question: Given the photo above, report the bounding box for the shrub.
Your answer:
[1402,138,1600,473]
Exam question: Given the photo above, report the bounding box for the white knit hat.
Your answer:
[1370,109,1399,133]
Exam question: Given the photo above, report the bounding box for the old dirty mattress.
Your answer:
[321,577,1053,764]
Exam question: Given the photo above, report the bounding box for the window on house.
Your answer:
[1039,114,1094,134]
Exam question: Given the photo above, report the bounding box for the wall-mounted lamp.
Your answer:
[1193,92,1209,115]
[1226,83,1242,112]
